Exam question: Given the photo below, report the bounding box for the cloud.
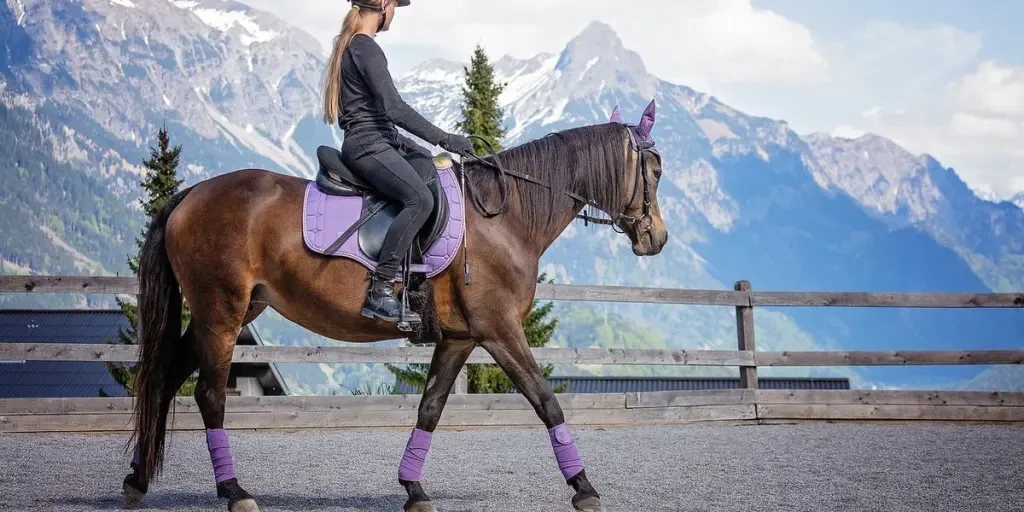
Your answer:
[239,0,828,87]
[948,60,1024,119]
[635,0,829,87]
[835,59,1024,197]
[710,19,1016,196]
[856,21,982,74]
[950,112,1022,139]
[796,21,1024,197]
[819,21,984,108]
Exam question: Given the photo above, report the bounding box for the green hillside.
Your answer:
[0,102,138,277]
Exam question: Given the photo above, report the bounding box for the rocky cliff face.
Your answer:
[805,132,1024,293]
[3,0,333,185]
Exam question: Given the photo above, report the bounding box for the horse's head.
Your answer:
[608,100,669,256]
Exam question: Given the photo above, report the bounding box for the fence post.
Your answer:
[735,280,757,389]
[454,367,468,394]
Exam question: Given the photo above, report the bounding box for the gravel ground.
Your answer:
[1,424,1023,512]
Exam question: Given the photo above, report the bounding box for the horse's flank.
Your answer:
[165,168,427,343]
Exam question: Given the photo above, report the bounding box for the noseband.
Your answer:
[458,130,657,234]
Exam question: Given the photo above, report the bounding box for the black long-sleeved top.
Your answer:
[339,33,446,146]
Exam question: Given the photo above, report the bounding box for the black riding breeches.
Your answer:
[341,133,436,280]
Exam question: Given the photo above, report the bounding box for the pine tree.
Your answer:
[106,126,195,396]
[455,44,507,155]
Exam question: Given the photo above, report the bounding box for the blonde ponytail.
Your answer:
[321,6,364,125]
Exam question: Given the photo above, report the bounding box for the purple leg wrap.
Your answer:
[398,428,432,482]
[206,428,237,484]
[549,423,584,480]
[131,445,141,468]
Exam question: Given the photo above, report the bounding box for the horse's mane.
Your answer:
[462,122,631,233]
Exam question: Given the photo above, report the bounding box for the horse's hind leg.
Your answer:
[477,319,602,512]
[124,299,266,508]
[400,339,476,512]
[123,326,199,507]
[190,288,260,512]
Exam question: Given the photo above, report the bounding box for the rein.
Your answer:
[457,133,656,233]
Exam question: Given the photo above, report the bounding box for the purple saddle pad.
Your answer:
[302,164,465,278]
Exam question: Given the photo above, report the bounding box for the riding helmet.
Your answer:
[349,0,410,10]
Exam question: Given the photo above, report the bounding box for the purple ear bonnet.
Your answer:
[609,100,657,145]
[609,105,623,123]
[634,100,656,141]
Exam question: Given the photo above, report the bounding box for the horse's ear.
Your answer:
[609,105,622,123]
[635,99,656,140]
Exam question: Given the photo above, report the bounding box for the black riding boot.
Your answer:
[362,274,421,324]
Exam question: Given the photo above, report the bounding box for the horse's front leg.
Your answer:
[400,338,476,512]
[476,317,602,512]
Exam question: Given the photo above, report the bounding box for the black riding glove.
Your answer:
[439,133,474,155]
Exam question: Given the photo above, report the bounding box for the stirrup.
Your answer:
[397,250,417,332]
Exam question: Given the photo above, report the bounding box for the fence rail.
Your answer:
[2,343,1022,366]
[1,275,1022,431]
[1,390,1022,433]
[4,275,1024,308]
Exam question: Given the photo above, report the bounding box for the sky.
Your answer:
[239,0,1024,199]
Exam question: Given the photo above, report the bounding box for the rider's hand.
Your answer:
[440,133,474,155]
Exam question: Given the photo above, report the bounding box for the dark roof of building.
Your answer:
[394,375,850,395]
[0,310,291,398]
[0,309,131,398]
[546,376,851,393]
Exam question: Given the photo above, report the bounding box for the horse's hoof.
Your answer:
[405,501,438,512]
[229,498,261,512]
[122,481,145,508]
[573,496,602,512]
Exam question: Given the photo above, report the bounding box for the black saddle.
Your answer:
[314,145,450,263]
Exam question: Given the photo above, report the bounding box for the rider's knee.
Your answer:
[410,184,434,213]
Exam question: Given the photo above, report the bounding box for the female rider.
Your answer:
[321,0,474,324]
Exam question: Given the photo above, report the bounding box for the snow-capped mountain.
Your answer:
[2,0,332,184]
[1,4,1020,389]
[0,0,345,284]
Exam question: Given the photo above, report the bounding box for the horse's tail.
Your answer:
[130,186,192,483]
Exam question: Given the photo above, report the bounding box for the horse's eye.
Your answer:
[648,154,663,177]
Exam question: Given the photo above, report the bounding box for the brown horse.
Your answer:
[122,100,668,512]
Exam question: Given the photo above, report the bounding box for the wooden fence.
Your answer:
[1,275,1022,432]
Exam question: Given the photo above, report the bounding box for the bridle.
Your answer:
[604,128,658,235]
[458,129,658,236]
